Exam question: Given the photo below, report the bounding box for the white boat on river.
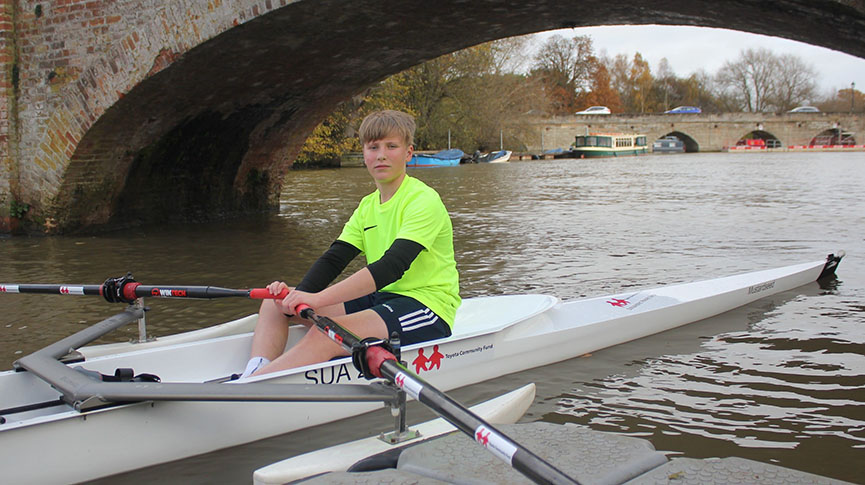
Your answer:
[0,253,843,483]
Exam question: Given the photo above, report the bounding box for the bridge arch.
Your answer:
[657,131,700,152]
[811,128,858,145]
[737,130,783,148]
[6,0,865,231]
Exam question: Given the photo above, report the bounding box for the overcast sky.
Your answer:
[532,25,865,97]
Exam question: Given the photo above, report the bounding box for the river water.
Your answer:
[1,152,863,483]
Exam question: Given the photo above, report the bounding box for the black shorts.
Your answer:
[344,292,452,346]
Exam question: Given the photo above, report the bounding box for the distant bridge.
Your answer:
[530,112,865,153]
[0,0,863,232]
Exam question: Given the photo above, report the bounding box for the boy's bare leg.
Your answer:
[252,309,389,375]
[249,299,346,360]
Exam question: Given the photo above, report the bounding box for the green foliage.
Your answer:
[10,200,29,219]
[295,104,359,166]
[296,37,541,160]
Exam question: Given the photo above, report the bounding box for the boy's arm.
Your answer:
[314,239,423,305]
[366,239,424,288]
[286,239,423,312]
[295,240,360,293]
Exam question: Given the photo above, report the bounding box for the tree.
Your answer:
[661,70,722,112]
[629,53,655,113]
[654,58,676,111]
[579,63,622,112]
[818,86,865,113]
[607,53,634,111]
[294,103,361,166]
[530,34,596,115]
[296,35,549,163]
[769,54,817,111]
[715,48,778,112]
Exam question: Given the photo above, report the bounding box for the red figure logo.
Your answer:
[412,348,428,373]
[607,298,628,307]
[476,428,490,446]
[60,286,70,294]
[395,374,406,387]
[428,345,443,370]
[412,345,445,373]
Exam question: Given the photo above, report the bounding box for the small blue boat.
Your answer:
[409,149,464,168]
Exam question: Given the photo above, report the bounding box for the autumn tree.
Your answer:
[579,63,622,112]
[529,34,596,115]
[818,86,864,113]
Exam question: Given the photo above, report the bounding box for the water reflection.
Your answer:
[554,283,865,479]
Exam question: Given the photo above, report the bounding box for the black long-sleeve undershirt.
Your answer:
[295,239,424,293]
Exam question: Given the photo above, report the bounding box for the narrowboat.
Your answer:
[571,133,649,158]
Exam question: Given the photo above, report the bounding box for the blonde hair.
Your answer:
[358,110,415,146]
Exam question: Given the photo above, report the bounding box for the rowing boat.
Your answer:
[0,253,842,483]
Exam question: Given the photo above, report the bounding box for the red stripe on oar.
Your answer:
[248,288,289,299]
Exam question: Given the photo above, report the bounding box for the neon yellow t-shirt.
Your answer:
[337,175,461,327]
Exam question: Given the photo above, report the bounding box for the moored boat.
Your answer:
[652,135,685,153]
[0,253,843,483]
[571,132,649,158]
[408,149,464,168]
[476,149,512,163]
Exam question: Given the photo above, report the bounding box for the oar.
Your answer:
[297,305,579,485]
[0,273,289,304]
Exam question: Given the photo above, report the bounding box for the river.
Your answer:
[1,151,863,483]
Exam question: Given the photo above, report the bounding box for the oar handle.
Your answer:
[248,288,290,300]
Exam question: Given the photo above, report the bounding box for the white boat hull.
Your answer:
[0,256,837,483]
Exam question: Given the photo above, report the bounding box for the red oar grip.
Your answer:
[248,288,290,299]
[296,303,312,318]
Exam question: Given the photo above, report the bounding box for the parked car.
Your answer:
[788,106,820,113]
[665,106,701,114]
[575,106,611,115]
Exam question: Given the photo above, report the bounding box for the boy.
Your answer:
[241,110,460,377]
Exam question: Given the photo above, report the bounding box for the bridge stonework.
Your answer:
[529,113,865,153]
[0,0,863,232]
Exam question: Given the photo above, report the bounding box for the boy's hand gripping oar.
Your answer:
[296,304,579,485]
[0,273,290,304]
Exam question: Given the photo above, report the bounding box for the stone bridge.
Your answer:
[1,0,863,232]
[529,112,865,153]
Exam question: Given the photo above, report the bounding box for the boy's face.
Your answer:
[362,133,413,186]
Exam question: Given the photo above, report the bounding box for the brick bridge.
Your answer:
[529,112,865,153]
[1,0,864,233]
